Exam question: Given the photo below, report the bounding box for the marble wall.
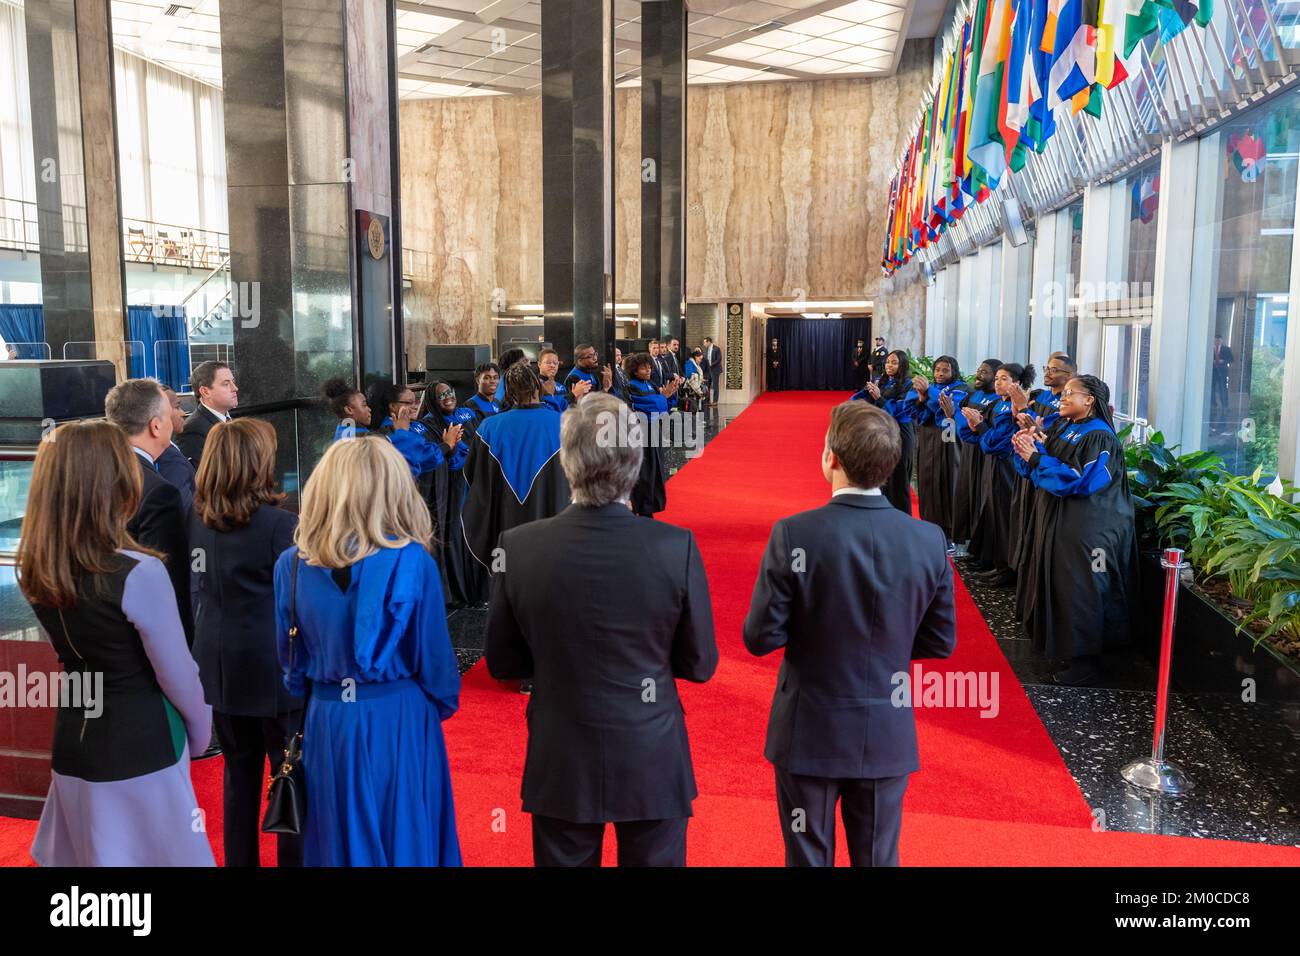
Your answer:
[398,37,935,363]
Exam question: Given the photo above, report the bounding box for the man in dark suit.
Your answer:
[1210,333,1233,416]
[702,336,722,403]
[175,360,238,469]
[870,336,888,379]
[743,400,957,867]
[486,393,718,866]
[157,386,197,514]
[648,340,666,388]
[105,378,195,648]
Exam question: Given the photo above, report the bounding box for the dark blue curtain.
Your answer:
[767,317,873,390]
[0,304,46,358]
[127,305,191,391]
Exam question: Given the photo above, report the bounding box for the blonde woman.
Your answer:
[17,421,212,866]
[273,436,461,866]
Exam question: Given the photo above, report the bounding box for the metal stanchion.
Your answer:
[1121,547,1195,795]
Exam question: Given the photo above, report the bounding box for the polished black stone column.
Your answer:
[218,0,398,491]
[24,0,126,363]
[640,0,686,343]
[541,0,615,364]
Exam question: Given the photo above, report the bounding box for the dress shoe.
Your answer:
[969,566,1009,580]
[977,570,1016,588]
[964,559,993,573]
[1052,658,1102,687]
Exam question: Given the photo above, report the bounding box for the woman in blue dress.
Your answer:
[274,436,461,866]
[852,349,916,514]
[416,381,482,607]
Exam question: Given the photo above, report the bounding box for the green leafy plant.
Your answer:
[1122,428,1226,548]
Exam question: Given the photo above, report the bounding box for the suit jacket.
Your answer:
[129,456,194,646]
[156,442,196,515]
[649,358,666,388]
[174,404,223,469]
[663,351,681,378]
[191,504,302,716]
[485,503,718,823]
[743,493,956,779]
[704,345,722,377]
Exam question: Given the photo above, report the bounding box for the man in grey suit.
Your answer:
[486,393,718,866]
[744,400,957,866]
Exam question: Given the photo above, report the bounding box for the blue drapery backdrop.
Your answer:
[0,304,46,358]
[127,305,191,391]
[0,304,190,390]
[766,316,873,390]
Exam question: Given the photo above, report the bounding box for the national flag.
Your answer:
[1001,0,1034,165]
[961,0,992,181]
[1096,0,1133,88]
[1158,0,1196,41]
[1024,0,1059,153]
[968,0,1014,182]
[1123,0,1171,57]
[1048,0,1099,109]
[1130,173,1159,222]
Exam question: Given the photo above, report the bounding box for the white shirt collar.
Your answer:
[131,445,156,465]
[201,402,229,422]
[832,486,882,497]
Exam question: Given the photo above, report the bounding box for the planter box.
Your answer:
[1137,551,1300,700]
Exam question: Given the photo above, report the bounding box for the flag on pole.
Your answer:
[969,0,1014,181]
[1001,0,1033,169]
[1096,0,1133,88]
[1048,0,1099,109]
[1024,0,1059,152]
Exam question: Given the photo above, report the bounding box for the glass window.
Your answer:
[1124,162,1160,295]
[1197,89,1296,477]
[1066,201,1083,358]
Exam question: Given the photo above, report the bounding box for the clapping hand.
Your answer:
[1012,430,1037,462]
[442,423,464,447]
[865,381,881,400]
[938,392,955,419]
[1007,382,1030,414]
[960,406,983,430]
[541,377,557,396]
[911,374,930,398]
[601,365,613,391]
[572,379,593,400]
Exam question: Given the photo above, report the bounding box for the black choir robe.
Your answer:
[1010,388,1063,618]
[1015,416,1139,660]
[462,404,571,572]
[913,381,969,545]
[953,388,999,547]
[422,407,486,605]
[971,397,1018,570]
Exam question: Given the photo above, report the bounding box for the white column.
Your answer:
[1154,137,1201,447]
[1077,181,1115,375]
[976,241,1002,361]
[957,253,978,370]
[999,230,1033,361]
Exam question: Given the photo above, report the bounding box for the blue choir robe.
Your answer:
[1014,416,1138,660]
[333,421,369,442]
[971,397,1018,568]
[1009,387,1064,590]
[381,416,452,479]
[462,404,570,571]
[913,380,970,543]
[539,376,569,413]
[274,542,461,866]
[953,387,1001,548]
[465,394,500,423]
[622,379,669,516]
[563,367,602,406]
[852,376,915,513]
[422,408,483,606]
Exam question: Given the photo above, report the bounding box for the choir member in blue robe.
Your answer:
[944,359,1001,554]
[274,436,461,866]
[911,355,968,549]
[852,349,915,514]
[963,363,1036,586]
[1012,375,1138,686]
[1009,352,1074,619]
[462,363,571,571]
[416,382,484,607]
[466,363,502,422]
[494,348,530,406]
[622,351,673,517]
[537,347,573,413]
[366,382,464,481]
[562,343,612,405]
[322,378,372,441]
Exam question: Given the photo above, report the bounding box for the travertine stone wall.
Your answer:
[398,37,934,364]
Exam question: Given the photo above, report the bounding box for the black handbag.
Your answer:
[262,556,307,835]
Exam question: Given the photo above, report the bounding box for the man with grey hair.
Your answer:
[105,378,194,647]
[485,392,718,867]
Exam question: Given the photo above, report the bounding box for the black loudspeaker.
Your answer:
[426,344,491,405]
[0,359,117,444]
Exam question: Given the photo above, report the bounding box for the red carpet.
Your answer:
[2,390,1297,867]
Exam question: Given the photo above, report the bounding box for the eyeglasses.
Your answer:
[435,390,454,399]
[1044,365,1070,374]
